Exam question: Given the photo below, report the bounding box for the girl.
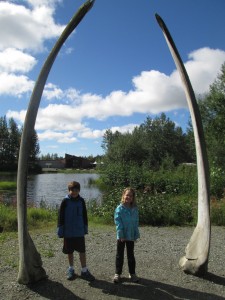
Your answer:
[113,187,140,283]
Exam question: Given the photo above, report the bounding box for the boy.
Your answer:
[57,181,95,281]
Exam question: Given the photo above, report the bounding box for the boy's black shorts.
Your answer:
[63,237,85,254]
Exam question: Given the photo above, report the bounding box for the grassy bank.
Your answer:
[0,204,57,232]
[1,193,225,233]
[0,181,17,191]
[0,202,111,233]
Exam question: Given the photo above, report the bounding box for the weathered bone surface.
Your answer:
[17,0,95,284]
[155,14,211,276]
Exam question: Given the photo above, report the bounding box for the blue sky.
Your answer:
[0,0,225,158]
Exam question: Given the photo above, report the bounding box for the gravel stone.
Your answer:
[1,226,225,299]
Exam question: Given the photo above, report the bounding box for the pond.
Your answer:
[0,173,102,208]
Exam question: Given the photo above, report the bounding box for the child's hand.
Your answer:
[119,238,125,242]
[57,226,64,238]
[84,225,88,235]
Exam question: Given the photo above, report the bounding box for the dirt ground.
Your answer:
[1,225,225,299]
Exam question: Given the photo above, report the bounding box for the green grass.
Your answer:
[0,204,17,232]
[1,194,225,233]
[88,213,114,227]
[0,181,17,191]
[58,168,98,174]
[0,203,58,232]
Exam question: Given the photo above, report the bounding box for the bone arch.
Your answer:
[16,1,210,284]
[17,0,95,284]
[155,14,210,276]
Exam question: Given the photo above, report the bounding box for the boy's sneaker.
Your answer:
[81,269,95,281]
[113,274,120,283]
[129,273,139,283]
[67,268,75,280]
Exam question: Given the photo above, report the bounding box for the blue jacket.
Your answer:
[114,204,140,241]
[57,194,88,238]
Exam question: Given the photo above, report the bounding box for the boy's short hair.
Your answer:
[68,181,80,191]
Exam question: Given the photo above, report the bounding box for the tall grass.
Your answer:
[0,181,17,191]
[88,189,197,226]
[0,203,57,232]
[1,195,225,232]
[210,197,225,225]
[0,204,17,232]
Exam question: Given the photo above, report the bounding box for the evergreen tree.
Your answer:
[191,63,225,169]
[0,116,40,170]
[0,116,10,170]
[102,113,192,170]
[8,118,21,167]
[29,130,40,162]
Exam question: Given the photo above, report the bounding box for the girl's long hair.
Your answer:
[121,187,137,207]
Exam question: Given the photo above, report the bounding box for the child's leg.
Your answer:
[68,253,74,268]
[126,241,136,274]
[79,252,95,281]
[79,252,86,269]
[115,240,125,275]
[67,252,75,280]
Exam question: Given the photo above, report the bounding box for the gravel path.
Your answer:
[1,225,225,299]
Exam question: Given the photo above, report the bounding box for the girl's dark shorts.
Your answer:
[63,237,85,254]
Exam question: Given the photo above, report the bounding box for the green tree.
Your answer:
[106,132,148,166]
[101,129,121,153]
[137,113,192,169]
[29,130,40,162]
[8,118,21,167]
[0,116,10,170]
[102,113,193,171]
[0,116,40,171]
[197,62,225,169]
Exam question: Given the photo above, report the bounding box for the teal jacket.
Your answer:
[114,204,140,241]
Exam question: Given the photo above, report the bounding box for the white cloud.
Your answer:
[6,47,225,144]
[77,124,138,140]
[38,47,223,120]
[0,1,65,52]
[1,2,224,156]
[78,129,105,139]
[43,83,64,100]
[0,48,37,73]
[0,72,34,96]
[184,48,225,94]
[37,130,77,143]
[65,47,74,55]
[0,0,66,97]
[27,0,62,8]
[110,123,139,134]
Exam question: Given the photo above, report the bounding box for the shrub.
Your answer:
[0,203,57,232]
[0,204,17,232]
[0,181,17,191]
[137,193,195,226]
[87,188,123,224]
[100,162,198,196]
[88,188,196,226]
[210,166,225,198]
[210,198,225,225]
[27,207,57,227]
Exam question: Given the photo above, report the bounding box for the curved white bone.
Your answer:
[155,14,211,276]
[17,0,95,284]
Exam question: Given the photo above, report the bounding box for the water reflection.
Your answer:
[0,173,102,207]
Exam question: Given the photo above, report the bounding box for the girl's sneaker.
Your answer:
[129,273,139,282]
[113,273,120,283]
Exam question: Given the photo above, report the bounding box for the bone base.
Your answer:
[179,256,208,276]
